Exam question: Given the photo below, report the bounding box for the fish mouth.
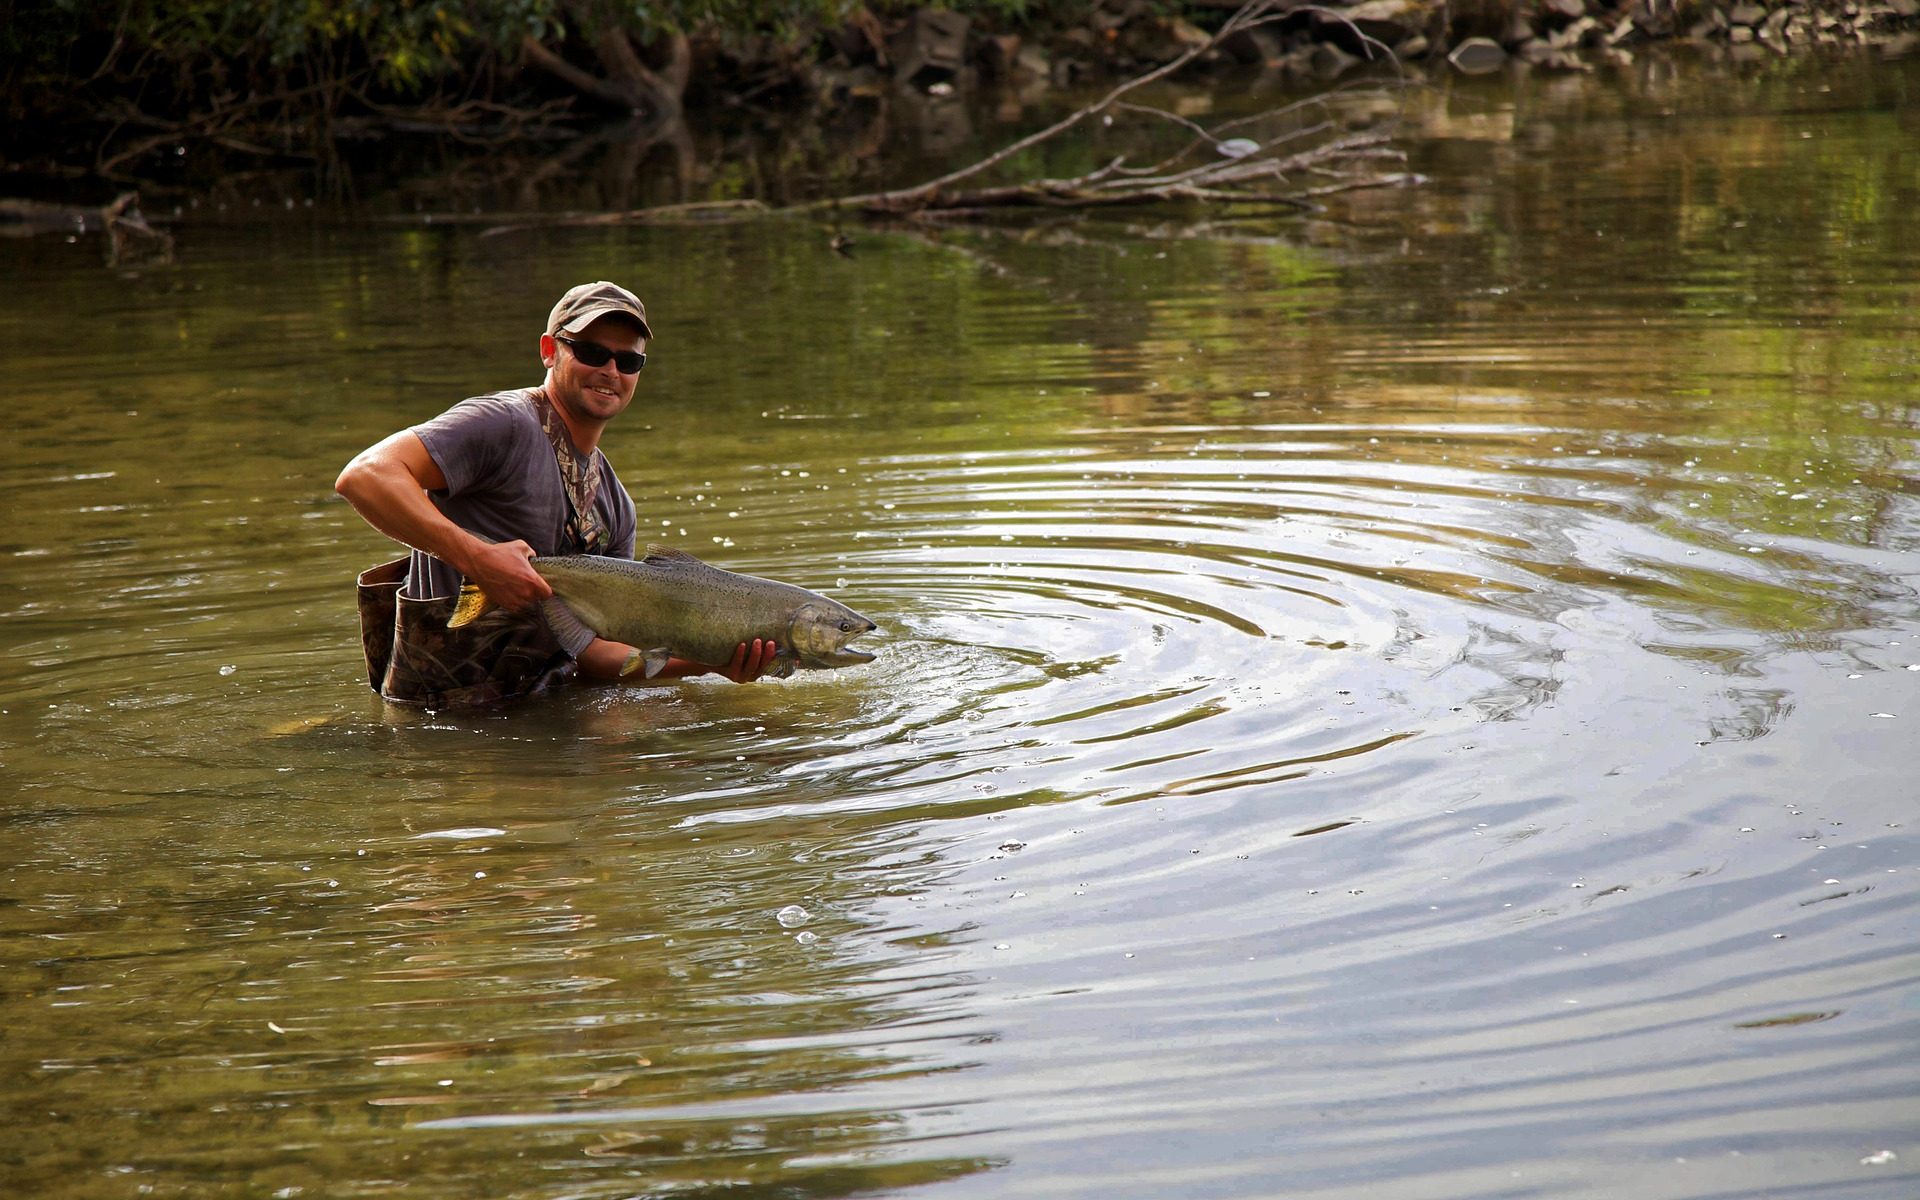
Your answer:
[815,626,878,668]
[844,617,879,664]
[794,646,875,669]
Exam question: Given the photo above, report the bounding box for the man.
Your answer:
[337,280,776,706]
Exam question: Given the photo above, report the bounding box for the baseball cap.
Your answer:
[547,281,652,340]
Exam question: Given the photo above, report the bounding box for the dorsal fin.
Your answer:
[643,544,704,564]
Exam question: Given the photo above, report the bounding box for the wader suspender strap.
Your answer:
[529,390,608,555]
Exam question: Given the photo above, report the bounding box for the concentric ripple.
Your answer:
[6,67,1920,1198]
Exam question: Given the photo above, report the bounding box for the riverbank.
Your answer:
[833,0,1920,91]
[4,0,1915,208]
[2,0,1914,266]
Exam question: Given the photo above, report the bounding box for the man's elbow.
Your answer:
[336,448,398,509]
[335,455,370,503]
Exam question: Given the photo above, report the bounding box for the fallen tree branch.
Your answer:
[872,113,1409,220]
[818,0,1305,216]
[0,192,174,265]
[473,199,773,237]
[470,0,1417,234]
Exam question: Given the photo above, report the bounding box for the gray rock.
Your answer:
[1630,0,1675,35]
[1449,36,1509,71]
[1729,3,1768,24]
[892,9,971,84]
[1550,16,1601,46]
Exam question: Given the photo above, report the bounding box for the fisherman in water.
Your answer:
[337,280,779,706]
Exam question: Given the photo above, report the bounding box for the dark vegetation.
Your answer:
[5,0,1045,185]
[3,0,1914,237]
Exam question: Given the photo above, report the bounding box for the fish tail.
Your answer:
[448,582,494,629]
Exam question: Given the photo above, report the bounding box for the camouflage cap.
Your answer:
[547,281,652,340]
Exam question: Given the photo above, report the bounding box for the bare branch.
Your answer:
[823,0,1296,214]
[474,0,1417,229]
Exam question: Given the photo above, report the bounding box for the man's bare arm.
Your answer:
[575,637,782,684]
[335,431,552,612]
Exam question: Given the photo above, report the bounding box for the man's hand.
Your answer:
[714,638,781,683]
[463,538,553,613]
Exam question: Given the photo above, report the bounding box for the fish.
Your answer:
[448,544,878,680]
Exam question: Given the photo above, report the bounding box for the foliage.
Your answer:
[0,0,1211,179]
[4,0,1076,97]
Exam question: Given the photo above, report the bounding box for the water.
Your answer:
[4,54,1918,1200]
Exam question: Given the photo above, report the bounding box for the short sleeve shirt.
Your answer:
[402,389,638,619]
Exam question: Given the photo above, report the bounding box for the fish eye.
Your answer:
[838,620,854,632]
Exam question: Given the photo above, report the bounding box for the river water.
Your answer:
[3,51,1917,1200]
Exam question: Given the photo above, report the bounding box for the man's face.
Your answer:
[542,314,647,428]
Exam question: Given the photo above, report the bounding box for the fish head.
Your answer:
[786,599,879,669]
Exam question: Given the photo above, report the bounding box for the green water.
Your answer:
[2,52,1917,1200]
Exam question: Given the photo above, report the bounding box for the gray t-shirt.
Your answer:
[403,388,638,653]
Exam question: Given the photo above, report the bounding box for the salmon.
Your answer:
[449,545,877,679]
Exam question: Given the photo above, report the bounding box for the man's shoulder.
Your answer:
[441,388,540,424]
[414,389,541,442]
[410,389,546,489]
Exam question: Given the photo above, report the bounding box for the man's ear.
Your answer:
[539,332,558,369]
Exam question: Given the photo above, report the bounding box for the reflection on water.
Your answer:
[3,54,1918,1200]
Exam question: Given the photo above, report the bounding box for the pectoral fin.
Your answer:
[539,596,598,651]
[617,645,677,681]
[448,583,493,629]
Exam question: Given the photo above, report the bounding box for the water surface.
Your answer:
[2,52,1917,1200]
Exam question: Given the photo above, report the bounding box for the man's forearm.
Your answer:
[336,442,479,573]
[576,638,707,681]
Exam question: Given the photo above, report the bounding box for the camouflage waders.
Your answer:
[356,557,575,708]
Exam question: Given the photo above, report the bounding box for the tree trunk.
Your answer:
[519,24,690,119]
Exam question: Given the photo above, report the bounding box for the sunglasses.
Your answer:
[555,334,646,375]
